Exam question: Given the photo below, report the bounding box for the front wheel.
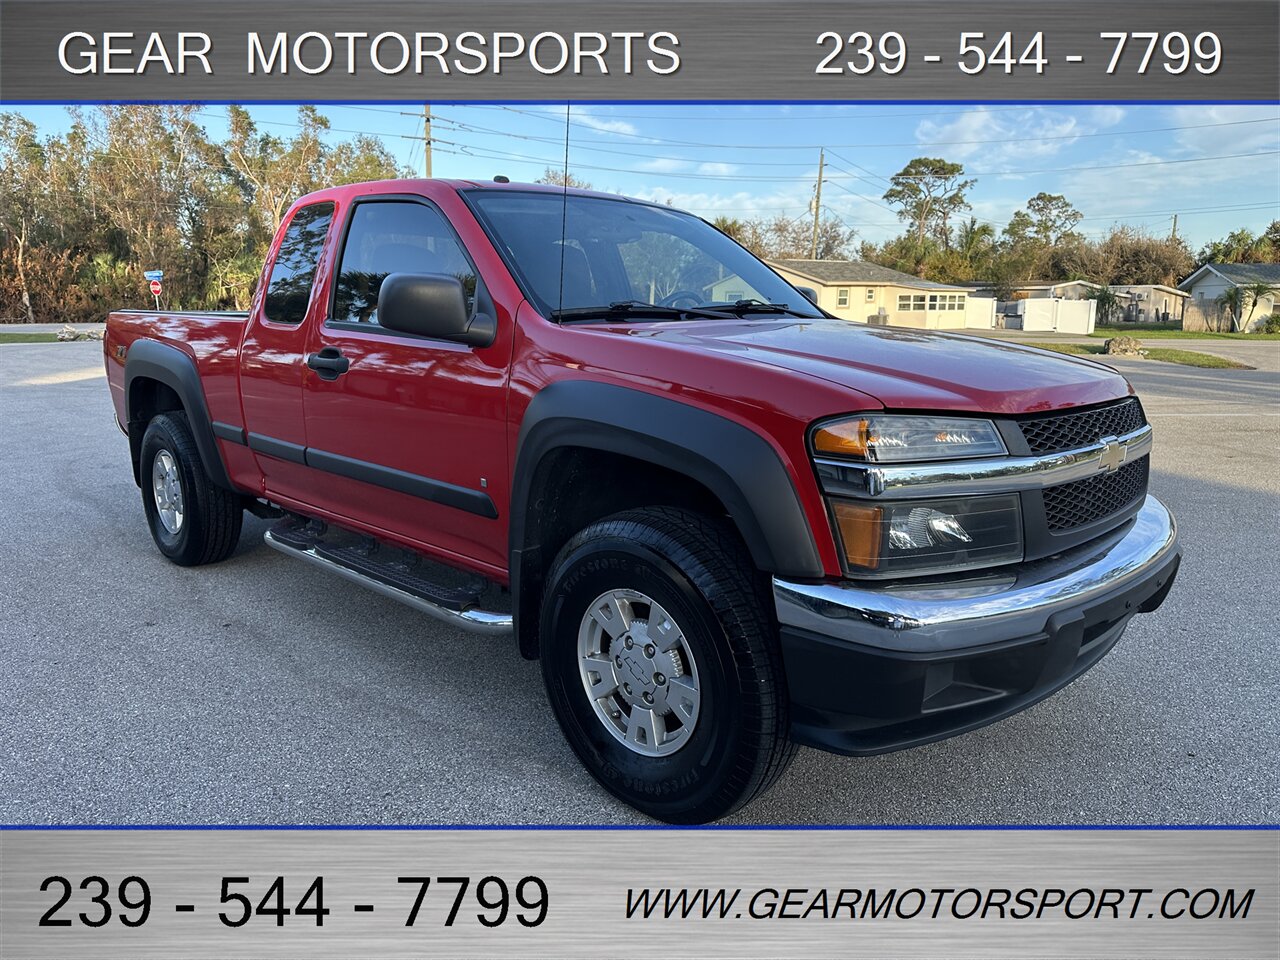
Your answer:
[139,411,243,566]
[540,507,795,823]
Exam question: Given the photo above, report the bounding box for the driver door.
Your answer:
[299,195,510,575]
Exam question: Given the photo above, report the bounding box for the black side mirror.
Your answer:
[795,285,819,305]
[377,273,496,347]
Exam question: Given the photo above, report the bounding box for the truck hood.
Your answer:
[608,318,1131,414]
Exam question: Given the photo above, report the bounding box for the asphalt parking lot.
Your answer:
[1,339,1277,825]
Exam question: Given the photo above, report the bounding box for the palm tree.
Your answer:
[1242,281,1277,331]
[1198,229,1277,266]
[711,216,747,243]
[955,217,996,274]
[1216,286,1245,332]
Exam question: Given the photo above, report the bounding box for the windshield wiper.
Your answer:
[703,298,814,318]
[551,300,736,323]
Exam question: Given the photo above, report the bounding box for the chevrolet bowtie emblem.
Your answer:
[1098,438,1127,473]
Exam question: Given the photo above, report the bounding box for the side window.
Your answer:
[332,201,478,326]
[264,202,334,324]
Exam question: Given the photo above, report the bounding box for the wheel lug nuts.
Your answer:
[623,682,632,694]
[642,691,654,704]
[611,709,621,719]
[615,655,623,667]
[654,673,666,685]
[624,637,634,649]
[644,644,656,657]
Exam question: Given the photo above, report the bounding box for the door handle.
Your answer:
[306,347,350,380]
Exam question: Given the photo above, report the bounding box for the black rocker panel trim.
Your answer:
[304,448,498,519]
[246,432,306,465]
[243,431,497,519]
[212,421,248,446]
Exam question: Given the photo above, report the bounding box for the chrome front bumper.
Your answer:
[774,494,1179,655]
[773,495,1180,754]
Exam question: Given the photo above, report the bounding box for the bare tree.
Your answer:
[534,167,592,190]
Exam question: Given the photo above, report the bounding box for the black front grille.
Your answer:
[1043,455,1149,532]
[1019,398,1146,454]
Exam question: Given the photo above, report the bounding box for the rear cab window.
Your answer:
[331,200,478,327]
[263,201,335,324]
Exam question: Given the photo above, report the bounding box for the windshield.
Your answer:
[466,191,824,321]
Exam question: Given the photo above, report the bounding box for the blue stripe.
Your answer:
[0,99,1275,106]
[1,823,1276,831]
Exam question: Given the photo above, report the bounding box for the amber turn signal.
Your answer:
[831,500,882,570]
[813,419,869,458]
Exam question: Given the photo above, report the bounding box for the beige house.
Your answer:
[762,259,994,330]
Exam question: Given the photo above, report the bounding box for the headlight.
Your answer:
[830,493,1023,577]
[813,415,1006,462]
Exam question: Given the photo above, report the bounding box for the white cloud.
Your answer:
[567,105,1276,249]
[1060,149,1278,220]
[1165,104,1280,156]
[913,107,1090,166]
[1053,107,1280,220]
[567,107,638,137]
[630,186,809,221]
[637,157,688,173]
[1087,106,1127,128]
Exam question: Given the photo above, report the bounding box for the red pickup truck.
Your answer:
[105,178,1180,823]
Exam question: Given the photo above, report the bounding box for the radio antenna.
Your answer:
[557,102,570,317]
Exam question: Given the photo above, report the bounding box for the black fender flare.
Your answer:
[124,339,235,491]
[509,380,823,654]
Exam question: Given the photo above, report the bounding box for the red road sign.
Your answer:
[149,279,162,296]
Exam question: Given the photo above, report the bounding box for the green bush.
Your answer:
[1263,314,1280,335]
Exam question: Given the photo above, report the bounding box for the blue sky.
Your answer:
[10,102,1280,249]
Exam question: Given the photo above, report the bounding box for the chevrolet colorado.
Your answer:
[104,179,1181,823]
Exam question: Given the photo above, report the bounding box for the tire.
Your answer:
[139,411,243,566]
[540,506,796,823]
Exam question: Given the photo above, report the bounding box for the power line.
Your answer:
[469,103,1049,122]
[471,104,1279,150]
[423,136,1280,184]
[31,106,1277,243]
[191,106,1280,184]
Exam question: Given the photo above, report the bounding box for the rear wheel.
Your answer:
[540,507,795,823]
[140,412,243,566]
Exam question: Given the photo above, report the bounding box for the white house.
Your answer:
[970,279,1126,303]
[1178,263,1280,331]
[1109,284,1189,324]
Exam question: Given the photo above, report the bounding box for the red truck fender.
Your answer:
[508,379,823,657]
[123,338,236,492]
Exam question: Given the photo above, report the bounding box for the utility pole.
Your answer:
[809,148,825,260]
[1170,213,1178,242]
[423,104,433,178]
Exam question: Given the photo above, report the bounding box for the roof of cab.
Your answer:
[293,177,659,209]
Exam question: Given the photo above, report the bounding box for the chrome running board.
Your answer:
[264,530,513,638]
